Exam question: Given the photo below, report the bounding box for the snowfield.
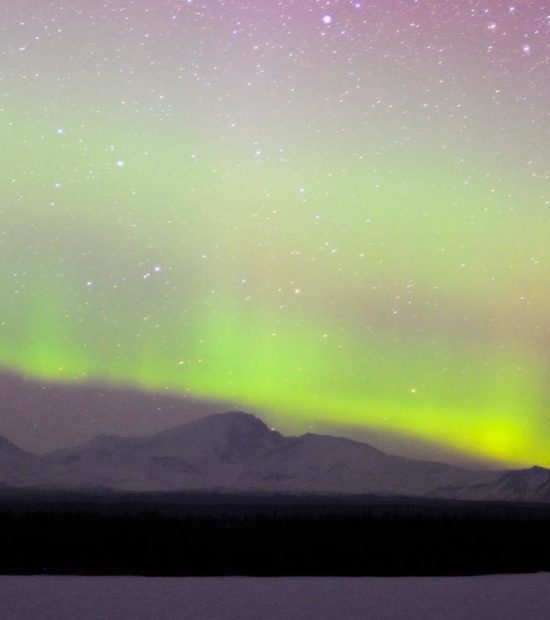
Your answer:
[0,574,549,620]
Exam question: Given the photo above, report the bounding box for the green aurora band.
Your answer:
[2,1,550,466]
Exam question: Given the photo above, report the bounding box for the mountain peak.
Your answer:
[137,410,283,464]
[207,411,270,429]
[182,411,274,437]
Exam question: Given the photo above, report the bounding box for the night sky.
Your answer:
[1,1,550,466]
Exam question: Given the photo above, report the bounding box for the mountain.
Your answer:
[42,412,287,491]
[432,466,550,503]
[0,411,546,502]
[0,435,42,486]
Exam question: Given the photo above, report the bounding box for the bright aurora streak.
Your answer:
[1,1,550,465]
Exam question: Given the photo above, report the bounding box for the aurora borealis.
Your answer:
[1,1,550,466]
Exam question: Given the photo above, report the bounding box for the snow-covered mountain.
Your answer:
[0,411,548,502]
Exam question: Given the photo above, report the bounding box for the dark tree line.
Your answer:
[2,497,550,576]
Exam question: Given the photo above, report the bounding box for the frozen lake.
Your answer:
[1,574,549,619]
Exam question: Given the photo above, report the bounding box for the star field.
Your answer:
[1,0,550,465]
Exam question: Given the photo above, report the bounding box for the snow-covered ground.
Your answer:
[0,574,549,619]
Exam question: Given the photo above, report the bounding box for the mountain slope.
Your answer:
[0,435,42,486]
[432,466,550,503]
[255,432,496,496]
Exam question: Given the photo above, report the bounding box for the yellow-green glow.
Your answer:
[2,1,550,465]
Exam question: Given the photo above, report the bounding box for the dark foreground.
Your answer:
[2,490,550,576]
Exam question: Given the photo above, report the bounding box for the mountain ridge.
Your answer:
[1,411,549,503]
